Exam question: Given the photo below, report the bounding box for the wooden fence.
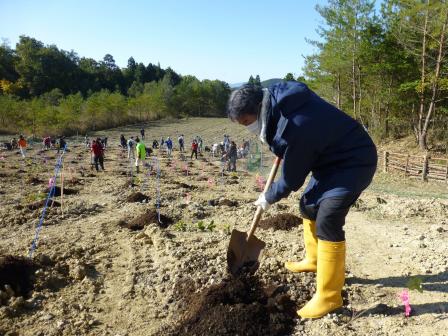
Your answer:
[383,151,448,182]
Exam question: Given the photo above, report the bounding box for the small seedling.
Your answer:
[206,220,215,232]
[197,220,206,232]
[223,223,231,235]
[24,192,46,203]
[174,220,188,231]
[406,276,424,293]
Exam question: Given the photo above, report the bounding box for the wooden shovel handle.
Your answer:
[247,157,281,240]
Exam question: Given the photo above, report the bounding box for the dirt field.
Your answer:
[0,118,447,335]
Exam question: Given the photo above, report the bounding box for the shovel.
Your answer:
[227,156,281,276]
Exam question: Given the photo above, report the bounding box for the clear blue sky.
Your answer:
[1,0,330,83]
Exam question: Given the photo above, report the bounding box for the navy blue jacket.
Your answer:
[264,82,377,205]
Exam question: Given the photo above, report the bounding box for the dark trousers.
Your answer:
[94,155,104,171]
[299,193,360,242]
[191,149,197,159]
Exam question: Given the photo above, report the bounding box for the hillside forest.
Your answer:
[0,0,447,152]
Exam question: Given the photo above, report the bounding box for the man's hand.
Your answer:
[254,193,270,211]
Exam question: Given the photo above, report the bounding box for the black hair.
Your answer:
[227,84,263,121]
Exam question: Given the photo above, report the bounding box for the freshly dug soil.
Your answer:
[45,186,79,197]
[0,255,39,298]
[121,209,174,230]
[259,213,302,231]
[27,199,61,210]
[166,276,296,336]
[176,182,196,190]
[126,192,150,203]
[65,177,83,186]
[26,176,43,185]
[219,199,238,207]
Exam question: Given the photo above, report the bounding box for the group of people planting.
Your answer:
[115,131,248,173]
[4,130,250,175]
[2,135,69,158]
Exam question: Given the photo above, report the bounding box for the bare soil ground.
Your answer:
[0,118,447,335]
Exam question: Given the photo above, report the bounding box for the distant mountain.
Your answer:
[229,78,283,90]
[229,82,246,88]
[261,78,282,88]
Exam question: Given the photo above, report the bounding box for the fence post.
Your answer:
[445,159,448,183]
[383,151,389,172]
[422,152,429,181]
[405,154,410,176]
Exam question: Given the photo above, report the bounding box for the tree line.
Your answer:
[294,0,448,151]
[0,36,230,136]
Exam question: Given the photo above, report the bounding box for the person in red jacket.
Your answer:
[191,139,198,159]
[91,138,105,171]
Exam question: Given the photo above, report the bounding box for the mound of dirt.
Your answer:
[176,182,196,190]
[65,177,84,186]
[259,214,302,231]
[26,176,43,185]
[0,255,39,298]
[219,199,238,207]
[166,276,296,336]
[27,199,61,210]
[45,186,79,197]
[126,192,150,203]
[121,209,174,230]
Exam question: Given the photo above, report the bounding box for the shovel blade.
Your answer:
[227,229,266,276]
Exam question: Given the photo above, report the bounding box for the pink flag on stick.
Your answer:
[255,174,266,190]
[207,177,215,188]
[48,177,55,188]
[399,289,412,317]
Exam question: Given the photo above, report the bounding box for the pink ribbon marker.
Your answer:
[399,289,412,317]
[207,177,215,188]
[48,177,55,188]
[0,156,5,160]
[255,174,266,190]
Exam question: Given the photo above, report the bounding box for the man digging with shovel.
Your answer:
[227,82,377,319]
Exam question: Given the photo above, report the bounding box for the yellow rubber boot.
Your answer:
[298,240,345,319]
[285,219,317,273]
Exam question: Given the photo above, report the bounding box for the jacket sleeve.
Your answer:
[264,142,314,204]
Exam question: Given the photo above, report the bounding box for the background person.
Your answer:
[10,138,18,149]
[127,136,135,159]
[178,134,185,152]
[224,140,237,171]
[91,138,105,171]
[58,136,66,153]
[166,137,173,156]
[191,139,198,159]
[18,135,27,158]
[120,134,127,149]
[135,138,146,173]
